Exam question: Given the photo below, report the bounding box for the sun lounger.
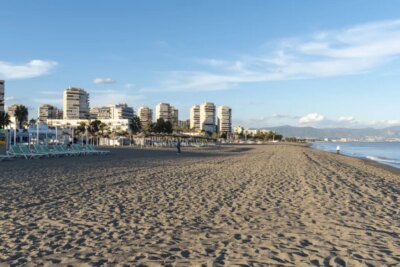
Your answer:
[7,145,41,159]
[32,144,51,157]
[86,144,110,155]
[71,144,94,155]
[54,144,79,156]
[7,145,28,159]
[37,144,67,157]
[19,145,46,159]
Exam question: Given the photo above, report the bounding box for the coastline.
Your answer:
[309,141,400,175]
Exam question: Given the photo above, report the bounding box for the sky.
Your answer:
[1,0,400,128]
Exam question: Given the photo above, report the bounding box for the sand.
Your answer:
[0,144,399,266]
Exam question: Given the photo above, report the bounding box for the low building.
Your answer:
[91,104,134,120]
[178,119,190,129]
[46,119,90,128]
[46,118,132,132]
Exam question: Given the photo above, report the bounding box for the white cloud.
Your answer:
[338,116,355,122]
[93,78,116,84]
[235,112,400,129]
[152,19,400,91]
[299,113,325,124]
[4,96,14,101]
[0,60,57,79]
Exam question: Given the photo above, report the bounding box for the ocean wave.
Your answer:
[366,156,400,166]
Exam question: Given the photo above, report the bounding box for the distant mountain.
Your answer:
[262,125,400,139]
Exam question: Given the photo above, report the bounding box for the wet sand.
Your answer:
[0,144,399,266]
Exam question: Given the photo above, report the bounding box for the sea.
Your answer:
[311,141,400,169]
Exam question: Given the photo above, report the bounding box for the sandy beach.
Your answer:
[0,144,399,266]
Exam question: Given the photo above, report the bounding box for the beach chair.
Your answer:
[71,144,93,155]
[7,145,38,159]
[38,145,67,157]
[32,144,51,157]
[86,144,110,155]
[53,144,77,156]
[7,145,27,159]
[54,144,78,156]
[19,145,46,159]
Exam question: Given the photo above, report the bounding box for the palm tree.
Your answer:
[77,121,87,135]
[0,111,11,129]
[99,122,108,136]
[14,105,28,129]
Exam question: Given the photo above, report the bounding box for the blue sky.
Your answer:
[2,1,400,128]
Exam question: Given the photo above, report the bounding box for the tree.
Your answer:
[0,112,11,129]
[220,132,227,139]
[130,115,142,134]
[152,118,173,133]
[29,118,37,126]
[89,120,102,134]
[99,122,108,136]
[14,105,28,129]
[77,121,87,135]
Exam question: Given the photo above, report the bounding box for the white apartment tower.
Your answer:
[190,105,200,130]
[138,106,153,129]
[155,102,171,121]
[63,88,90,119]
[200,102,216,133]
[217,106,232,134]
[38,104,62,122]
[0,80,4,113]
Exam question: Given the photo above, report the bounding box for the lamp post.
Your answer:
[85,126,88,146]
[36,119,40,144]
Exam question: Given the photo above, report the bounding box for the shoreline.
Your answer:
[308,142,400,174]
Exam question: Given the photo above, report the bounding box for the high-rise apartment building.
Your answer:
[63,87,90,119]
[169,106,179,128]
[138,106,153,129]
[155,102,170,122]
[200,102,216,133]
[0,80,4,113]
[217,106,232,134]
[190,105,200,130]
[38,104,62,122]
[155,103,179,128]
